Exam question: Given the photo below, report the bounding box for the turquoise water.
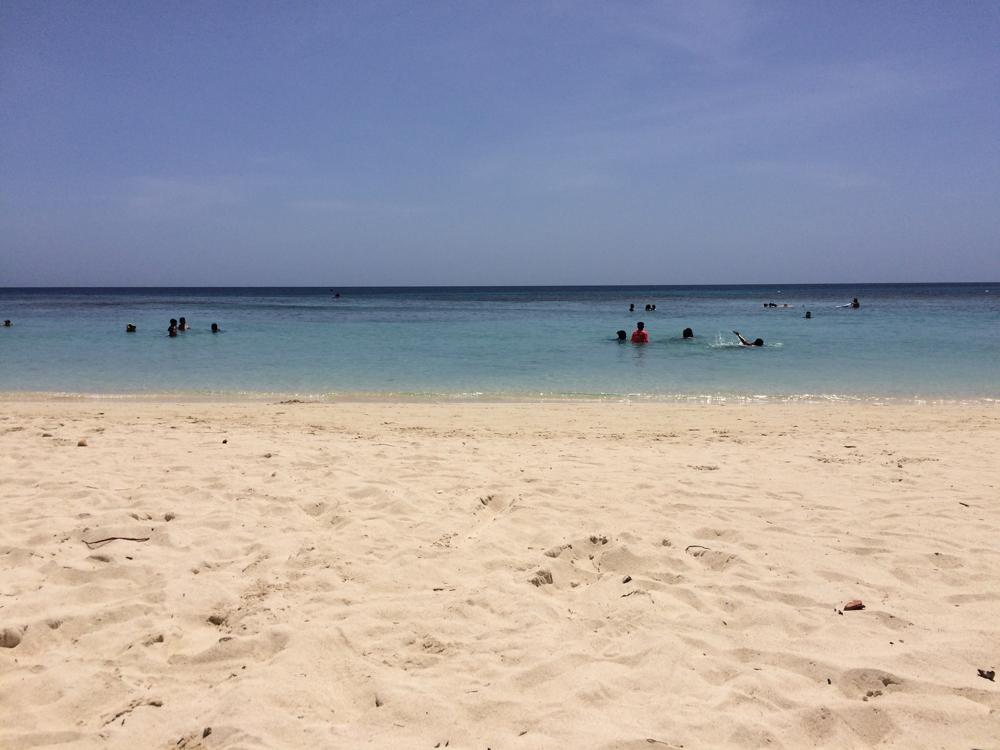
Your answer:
[0,285,997,400]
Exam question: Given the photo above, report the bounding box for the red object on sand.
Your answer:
[844,600,865,611]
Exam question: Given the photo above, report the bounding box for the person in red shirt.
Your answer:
[631,321,649,343]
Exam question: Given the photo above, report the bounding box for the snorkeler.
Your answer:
[631,321,649,344]
[732,330,764,347]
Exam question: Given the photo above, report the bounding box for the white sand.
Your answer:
[1,400,998,749]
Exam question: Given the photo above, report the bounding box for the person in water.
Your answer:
[631,321,649,344]
[629,303,635,312]
[682,327,694,339]
[733,330,763,347]
[851,298,860,309]
[211,323,221,333]
[168,324,178,337]
[616,330,627,342]
[2,320,11,327]
[804,311,812,319]
[178,317,188,331]
[126,323,136,332]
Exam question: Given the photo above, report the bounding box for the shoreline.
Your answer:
[2,389,998,406]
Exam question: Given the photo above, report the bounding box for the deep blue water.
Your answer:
[0,284,997,400]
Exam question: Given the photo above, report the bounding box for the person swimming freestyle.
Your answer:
[732,330,763,347]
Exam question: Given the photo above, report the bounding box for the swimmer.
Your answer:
[126,323,137,332]
[178,316,188,331]
[2,320,11,327]
[168,324,178,337]
[631,321,649,344]
[169,318,177,332]
[629,303,635,312]
[851,297,860,309]
[682,327,694,339]
[732,330,763,347]
[616,330,627,342]
[211,323,221,333]
[804,311,812,319]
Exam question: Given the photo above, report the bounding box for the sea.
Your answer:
[0,284,997,402]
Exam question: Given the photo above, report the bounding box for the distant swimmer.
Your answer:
[682,327,694,339]
[651,304,656,311]
[804,311,812,319]
[169,318,177,331]
[126,323,137,332]
[631,321,649,344]
[644,304,651,312]
[2,320,11,327]
[616,330,627,342]
[851,297,860,309]
[211,323,221,333]
[178,316,189,331]
[732,330,763,347]
[168,324,178,337]
[629,303,635,312]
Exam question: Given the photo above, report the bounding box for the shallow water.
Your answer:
[1,284,997,400]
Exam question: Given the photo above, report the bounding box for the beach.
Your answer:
[1,399,998,749]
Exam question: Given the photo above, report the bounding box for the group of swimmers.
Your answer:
[629,303,657,312]
[121,317,221,336]
[616,297,860,348]
[616,325,719,344]
[765,297,859,317]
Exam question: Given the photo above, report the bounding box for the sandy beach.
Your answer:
[1,399,998,749]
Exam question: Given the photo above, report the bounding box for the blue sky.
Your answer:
[2,1,998,285]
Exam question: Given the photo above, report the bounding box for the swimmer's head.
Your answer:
[616,330,627,341]
[211,323,219,333]
[754,338,764,347]
[636,321,645,330]
[682,327,693,339]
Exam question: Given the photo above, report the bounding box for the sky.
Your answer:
[1,0,998,286]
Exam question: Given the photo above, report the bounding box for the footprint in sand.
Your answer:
[529,569,553,586]
[0,627,24,648]
[685,545,742,571]
[836,668,904,699]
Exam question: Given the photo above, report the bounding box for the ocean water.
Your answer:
[0,285,997,401]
